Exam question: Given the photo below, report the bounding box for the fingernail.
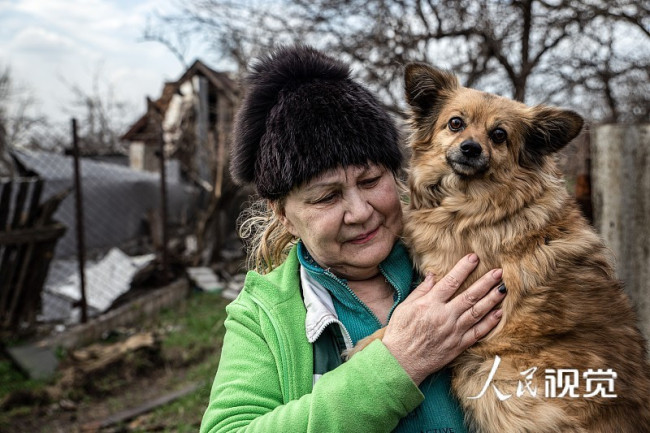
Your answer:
[494,309,503,319]
[468,253,478,263]
[491,268,503,279]
[497,283,507,294]
[425,271,434,281]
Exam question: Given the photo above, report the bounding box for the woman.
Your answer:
[200,45,506,433]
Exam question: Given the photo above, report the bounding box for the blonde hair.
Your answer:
[237,198,296,274]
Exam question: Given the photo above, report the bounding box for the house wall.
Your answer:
[163,80,195,149]
[129,141,145,170]
[129,141,158,172]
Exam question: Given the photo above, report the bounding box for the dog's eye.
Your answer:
[448,117,464,131]
[490,128,507,144]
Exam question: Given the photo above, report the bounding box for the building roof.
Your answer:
[121,59,238,142]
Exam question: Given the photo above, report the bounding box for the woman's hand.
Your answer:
[382,253,505,385]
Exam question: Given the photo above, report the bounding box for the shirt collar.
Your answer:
[297,240,415,300]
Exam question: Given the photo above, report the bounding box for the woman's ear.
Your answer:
[269,200,298,238]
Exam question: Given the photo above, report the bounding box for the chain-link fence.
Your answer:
[2,140,200,330]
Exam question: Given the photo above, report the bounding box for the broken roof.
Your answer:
[121,59,238,142]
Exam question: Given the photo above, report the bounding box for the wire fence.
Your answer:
[1,120,202,332]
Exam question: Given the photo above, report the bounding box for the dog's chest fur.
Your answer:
[403,169,650,432]
[403,169,573,292]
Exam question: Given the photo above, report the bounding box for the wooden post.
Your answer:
[144,98,170,283]
[156,111,169,284]
[71,118,88,323]
[591,124,650,345]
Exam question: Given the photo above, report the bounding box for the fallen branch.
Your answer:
[80,381,204,432]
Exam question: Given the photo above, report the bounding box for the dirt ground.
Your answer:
[7,367,195,433]
[1,292,230,433]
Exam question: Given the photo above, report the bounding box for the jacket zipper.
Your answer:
[324,270,384,328]
[379,264,403,321]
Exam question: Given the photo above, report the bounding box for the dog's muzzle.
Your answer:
[446,140,490,176]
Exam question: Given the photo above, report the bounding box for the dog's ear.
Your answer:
[520,106,584,168]
[404,63,459,126]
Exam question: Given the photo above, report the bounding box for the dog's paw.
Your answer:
[341,340,368,361]
[342,328,386,361]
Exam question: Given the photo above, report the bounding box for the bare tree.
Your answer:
[148,0,649,123]
[61,65,133,155]
[0,65,58,158]
[0,66,12,176]
[543,18,649,124]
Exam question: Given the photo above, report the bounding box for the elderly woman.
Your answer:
[200,45,506,433]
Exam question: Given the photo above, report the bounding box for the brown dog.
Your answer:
[405,64,650,433]
[352,63,650,432]
[403,63,650,432]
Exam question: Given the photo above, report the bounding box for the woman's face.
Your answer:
[278,164,403,280]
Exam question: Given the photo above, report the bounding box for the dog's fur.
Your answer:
[348,63,650,431]
[399,63,650,432]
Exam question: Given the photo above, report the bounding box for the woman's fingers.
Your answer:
[460,308,503,349]
[426,253,481,302]
[451,268,504,323]
[456,283,506,333]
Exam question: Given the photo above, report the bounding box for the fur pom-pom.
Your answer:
[230,45,402,199]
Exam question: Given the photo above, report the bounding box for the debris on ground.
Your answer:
[42,248,156,324]
[186,267,224,293]
[6,344,59,381]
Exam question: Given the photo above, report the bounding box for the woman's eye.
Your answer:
[313,193,337,204]
[360,176,381,187]
[448,117,464,131]
[490,128,507,143]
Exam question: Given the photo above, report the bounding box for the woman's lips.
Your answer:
[349,226,380,244]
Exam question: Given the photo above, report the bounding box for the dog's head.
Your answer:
[404,63,584,206]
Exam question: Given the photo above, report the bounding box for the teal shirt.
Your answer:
[298,241,468,433]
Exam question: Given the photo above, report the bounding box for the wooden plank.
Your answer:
[5,180,46,328]
[0,181,15,283]
[80,381,203,432]
[0,245,18,321]
[11,179,30,229]
[0,224,67,245]
[0,224,65,328]
[0,179,68,331]
[39,279,189,350]
[26,179,43,226]
[0,180,12,230]
[24,235,65,325]
[7,238,38,328]
[1,244,23,328]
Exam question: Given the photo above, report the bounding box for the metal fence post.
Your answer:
[71,118,88,323]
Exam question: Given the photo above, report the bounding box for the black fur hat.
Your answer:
[230,45,403,199]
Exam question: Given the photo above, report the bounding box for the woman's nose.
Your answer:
[343,190,373,224]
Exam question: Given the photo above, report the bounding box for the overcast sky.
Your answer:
[0,0,213,130]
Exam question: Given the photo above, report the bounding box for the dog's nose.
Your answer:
[460,140,482,158]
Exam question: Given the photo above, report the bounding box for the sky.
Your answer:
[0,0,212,132]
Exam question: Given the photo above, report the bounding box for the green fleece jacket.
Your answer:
[200,246,425,433]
